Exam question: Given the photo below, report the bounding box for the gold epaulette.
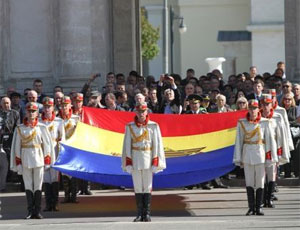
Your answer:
[17,127,37,145]
[129,125,149,143]
[48,124,54,133]
[239,121,263,144]
[65,121,76,140]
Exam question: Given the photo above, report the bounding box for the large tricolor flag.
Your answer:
[53,107,246,188]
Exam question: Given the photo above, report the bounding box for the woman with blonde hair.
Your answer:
[281,92,298,178]
[236,97,248,111]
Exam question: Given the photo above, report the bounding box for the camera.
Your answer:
[95,73,101,78]
[164,74,170,80]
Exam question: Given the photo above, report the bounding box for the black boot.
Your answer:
[61,176,71,203]
[84,181,93,195]
[256,188,264,215]
[143,193,152,222]
[43,183,52,211]
[70,177,78,203]
[267,181,275,208]
[34,190,43,219]
[133,193,143,222]
[25,190,34,219]
[245,187,255,216]
[263,182,268,207]
[52,182,59,211]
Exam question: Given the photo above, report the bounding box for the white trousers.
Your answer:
[244,163,265,189]
[265,161,277,182]
[23,166,44,192]
[132,169,153,193]
[43,168,59,183]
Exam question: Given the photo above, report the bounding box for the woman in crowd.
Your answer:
[236,97,248,111]
[281,93,299,178]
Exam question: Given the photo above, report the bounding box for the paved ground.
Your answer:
[0,186,299,230]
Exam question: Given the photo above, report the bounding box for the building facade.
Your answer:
[0,0,140,95]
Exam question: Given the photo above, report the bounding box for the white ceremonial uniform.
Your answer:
[39,117,65,183]
[264,112,289,181]
[122,120,166,193]
[10,123,54,192]
[274,104,294,153]
[63,114,80,141]
[61,114,79,180]
[233,117,277,188]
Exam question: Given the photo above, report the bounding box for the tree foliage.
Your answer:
[141,8,160,60]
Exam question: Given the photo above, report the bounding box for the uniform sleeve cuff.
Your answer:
[126,157,132,166]
[44,155,51,165]
[15,157,22,165]
[152,157,159,166]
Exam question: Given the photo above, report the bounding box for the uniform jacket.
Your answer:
[122,120,166,172]
[233,116,277,166]
[274,104,294,152]
[10,122,54,171]
[61,114,80,140]
[39,116,66,158]
[263,111,290,165]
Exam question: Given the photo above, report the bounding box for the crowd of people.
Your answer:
[0,61,299,218]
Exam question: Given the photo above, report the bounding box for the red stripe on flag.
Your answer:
[82,107,247,137]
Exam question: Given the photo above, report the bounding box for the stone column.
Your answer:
[0,0,4,95]
[58,0,112,91]
[111,0,140,75]
[285,0,300,81]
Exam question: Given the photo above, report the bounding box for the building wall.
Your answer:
[177,0,251,79]
[0,0,4,94]
[0,0,139,96]
[285,0,299,82]
[141,0,251,80]
[247,0,285,74]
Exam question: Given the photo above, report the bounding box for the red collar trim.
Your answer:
[246,111,261,124]
[42,111,55,122]
[273,101,278,109]
[73,108,82,117]
[134,115,149,127]
[23,117,38,127]
[59,108,72,120]
[261,108,274,119]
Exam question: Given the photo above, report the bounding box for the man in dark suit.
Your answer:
[247,79,264,101]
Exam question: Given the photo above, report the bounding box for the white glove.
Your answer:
[125,165,133,174]
[17,165,23,175]
[151,166,160,174]
[44,164,51,171]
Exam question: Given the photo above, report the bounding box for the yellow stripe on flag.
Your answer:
[64,122,236,157]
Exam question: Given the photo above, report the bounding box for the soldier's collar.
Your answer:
[134,115,149,127]
[42,111,56,122]
[23,117,38,127]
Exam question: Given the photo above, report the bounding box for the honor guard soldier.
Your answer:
[122,102,166,222]
[39,97,65,211]
[233,99,277,216]
[10,102,54,219]
[260,94,289,208]
[72,93,84,118]
[270,89,294,153]
[59,96,80,203]
[72,93,93,195]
